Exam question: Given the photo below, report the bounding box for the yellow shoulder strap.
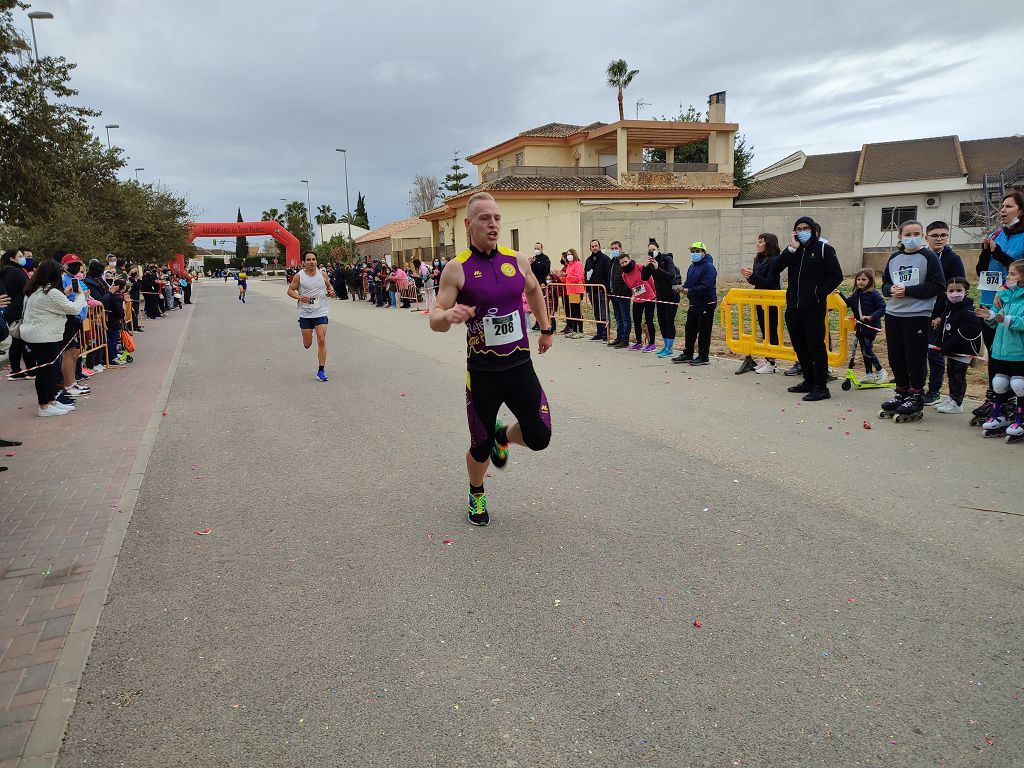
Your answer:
[498,246,517,257]
[456,249,472,263]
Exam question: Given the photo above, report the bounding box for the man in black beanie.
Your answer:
[770,216,843,400]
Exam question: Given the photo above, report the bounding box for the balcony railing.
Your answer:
[627,162,718,173]
[483,165,615,182]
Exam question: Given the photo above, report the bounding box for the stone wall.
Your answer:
[355,238,390,263]
[581,206,865,276]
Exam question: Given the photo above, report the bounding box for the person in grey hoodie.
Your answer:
[879,219,945,418]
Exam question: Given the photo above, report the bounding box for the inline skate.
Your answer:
[970,389,996,426]
[1005,402,1024,445]
[894,389,924,423]
[982,396,1015,438]
[879,387,907,419]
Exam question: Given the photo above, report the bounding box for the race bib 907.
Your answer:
[483,312,523,347]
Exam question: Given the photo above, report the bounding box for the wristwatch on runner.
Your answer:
[540,325,555,336]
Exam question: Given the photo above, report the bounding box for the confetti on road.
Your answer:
[193,475,205,480]
[692,619,702,627]
[4,451,14,457]
[863,421,872,429]
[194,528,212,535]
[986,737,995,746]
[191,464,198,470]
[442,538,455,545]
[847,597,856,603]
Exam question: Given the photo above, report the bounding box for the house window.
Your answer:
[511,229,519,251]
[515,151,525,166]
[958,203,987,228]
[881,206,917,231]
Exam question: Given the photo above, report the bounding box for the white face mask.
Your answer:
[1007,276,1020,288]
[533,250,541,257]
[1007,216,1021,229]
[649,250,658,258]
[566,254,574,262]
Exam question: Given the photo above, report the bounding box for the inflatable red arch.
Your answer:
[177,221,301,272]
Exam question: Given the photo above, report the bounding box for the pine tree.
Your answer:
[442,151,470,196]
[235,208,249,267]
[353,193,369,229]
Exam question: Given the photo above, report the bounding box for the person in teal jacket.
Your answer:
[976,191,1024,381]
[975,257,1024,437]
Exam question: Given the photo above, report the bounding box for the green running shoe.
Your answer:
[491,419,510,469]
[468,492,489,526]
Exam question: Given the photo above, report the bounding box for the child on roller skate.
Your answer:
[931,277,982,415]
[842,268,887,383]
[880,220,945,422]
[974,259,1024,441]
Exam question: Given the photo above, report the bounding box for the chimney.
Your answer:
[708,91,726,123]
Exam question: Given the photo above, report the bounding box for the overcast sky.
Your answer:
[16,0,1024,246]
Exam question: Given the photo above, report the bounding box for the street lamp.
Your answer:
[104,123,119,150]
[335,149,353,258]
[27,11,53,92]
[300,179,314,245]
[134,167,144,182]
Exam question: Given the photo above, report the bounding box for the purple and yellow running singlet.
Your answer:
[456,246,529,372]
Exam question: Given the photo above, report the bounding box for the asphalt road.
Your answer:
[58,278,1023,767]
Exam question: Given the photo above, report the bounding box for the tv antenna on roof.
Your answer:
[635,98,651,119]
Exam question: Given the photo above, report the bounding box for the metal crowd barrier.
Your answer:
[542,282,609,337]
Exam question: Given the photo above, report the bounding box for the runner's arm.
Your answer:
[287,274,309,302]
[429,261,474,332]
[323,272,336,299]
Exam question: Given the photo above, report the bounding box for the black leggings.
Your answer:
[466,362,551,463]
[656,301,678,340]
[684,302,717,360]
[947,359,969,405]
[8,336,35,374]
[856,331,883,372]
[632,302,655,345]
[30,341,61,406]
[884,314,931,390]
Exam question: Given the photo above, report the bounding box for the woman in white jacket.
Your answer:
[20,260,88,416]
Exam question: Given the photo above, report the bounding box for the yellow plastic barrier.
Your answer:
[719,289,854,366]
[78,303,109,367]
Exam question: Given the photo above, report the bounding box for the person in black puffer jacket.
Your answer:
[932,276,983,414]
[770,216,844,401]
[607,240,631,347]
[641,238,680,355]
[0,249,36,379]
[737,233,784,374]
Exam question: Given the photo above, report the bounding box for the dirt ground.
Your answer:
[566,278,990,401]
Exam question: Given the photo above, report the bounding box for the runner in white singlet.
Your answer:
[287,251,336,382]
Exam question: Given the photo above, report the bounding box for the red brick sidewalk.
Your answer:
[0,300,195,767]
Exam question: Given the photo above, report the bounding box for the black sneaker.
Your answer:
[612,340,629,349]
[672,354,693,364]
[689,358,710,366]
[734,356,756,375]
[802,387,831,401]
[56,392,76,405]
[468,492,489,526]
[922,391,941,406]
[783,363,803,377]
[787,382,814,393]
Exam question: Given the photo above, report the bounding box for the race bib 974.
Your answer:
[483,312,523,347]
[979,271,1003,291]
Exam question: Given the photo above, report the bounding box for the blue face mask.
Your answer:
[902,236,924,250]
[690,252,702,263]
[610,250,621,258]
[796,230,812,243]
[14,256,26,266]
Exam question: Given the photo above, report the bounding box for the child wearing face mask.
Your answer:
[101,278,128,366]
[930,277,982,415]
[880,220,945,421]
[617,252,656,350]
[974,259,1024,439]
[841,268,887,383]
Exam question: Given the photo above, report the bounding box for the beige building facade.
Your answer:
[422,93,741,256]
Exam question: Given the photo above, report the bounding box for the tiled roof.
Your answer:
[741,152,859,200]
[355,216,423,243]
[517,121,607,138]
[858,136,963,184]
[487,175,619,192]
[961,136,1024,183]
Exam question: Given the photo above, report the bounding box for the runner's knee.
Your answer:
[520,420,551,452]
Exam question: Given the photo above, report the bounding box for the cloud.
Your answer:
[371,59,439,86]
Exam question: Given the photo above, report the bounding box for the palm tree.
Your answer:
[261,207,284,225]
[316,204,337,226]
[606,59,639,121]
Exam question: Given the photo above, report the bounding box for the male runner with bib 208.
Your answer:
[288,251,336,382]
[430,192,554,526]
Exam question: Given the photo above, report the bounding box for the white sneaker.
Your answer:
[755,362,776,374]
[936,400,963,414]
[66,384,88,397]
[51,400,74,411]
[38,405,68,417]
[874,368,889,384]
[861,372,877,384]
[92,364,105,373]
